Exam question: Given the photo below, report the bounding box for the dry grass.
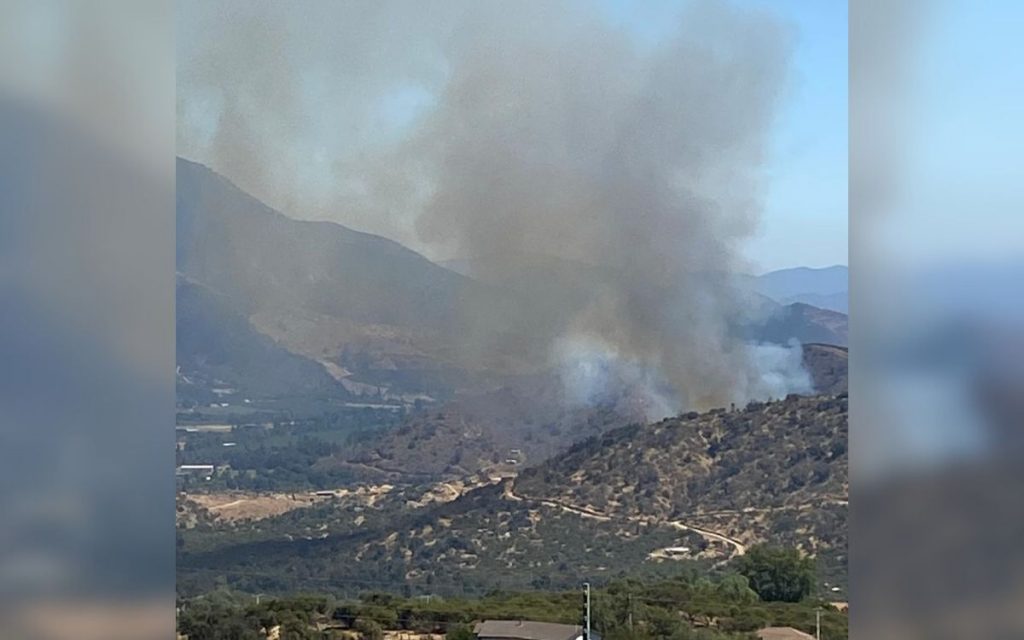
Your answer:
[189,492,315,522]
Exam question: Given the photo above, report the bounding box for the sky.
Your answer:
[178,1,849,275]
[867,0,1024,271]
[595,0,848,274]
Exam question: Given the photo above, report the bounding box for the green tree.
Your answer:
[281,619,320,640]
[446,623,476,640]
[355,619,384,640]
[733,545,815,602]
[357,605,398,628]
[715,573,759,604]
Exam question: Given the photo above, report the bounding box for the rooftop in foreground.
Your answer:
[474,620,588,640]
[756,627,816,640]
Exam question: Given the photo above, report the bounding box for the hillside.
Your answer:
[333,344,849,479]
[801,344,849,395]
[177,157,493,332]
[781,291,848,314]
[176,276,349,405]
[514,394,847,548]
[321,372,649,480]
[748,303,848,347]
[176,158,532,403]
[178,394,847,596]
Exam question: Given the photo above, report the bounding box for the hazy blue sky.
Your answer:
[867,1,1024,270]
[743,0,846,273]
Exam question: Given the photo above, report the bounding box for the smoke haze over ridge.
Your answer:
[178,0,807,413]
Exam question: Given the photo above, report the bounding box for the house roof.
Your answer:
[473,620,582,640]
[756,627,816,640]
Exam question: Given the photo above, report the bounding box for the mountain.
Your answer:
[749,266,848,313]
[516,394,846,528]
[177,157,490,331]
[780,291,848,314]
[176,158,526,403]
[178,394,847,595]
[176,276,348,405]
[754,266,848,300]
[510,392,848,585]
[747,302,848,347]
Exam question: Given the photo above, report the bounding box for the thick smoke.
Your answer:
[178,0,807,413]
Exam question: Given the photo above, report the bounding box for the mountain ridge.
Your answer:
[177,156,490,330]
[745,265,848,314]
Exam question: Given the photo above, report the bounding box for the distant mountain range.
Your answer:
[743,266,848,313]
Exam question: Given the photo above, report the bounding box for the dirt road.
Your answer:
[503,481,745,555]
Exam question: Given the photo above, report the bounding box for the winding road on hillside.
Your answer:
[502,481,747,556]
[501,480,849,559]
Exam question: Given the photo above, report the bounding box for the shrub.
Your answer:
[354,619,383,640]
[446,623,476,640]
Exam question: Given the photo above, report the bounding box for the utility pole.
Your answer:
[815,607,821,640]
[583,582,591,640]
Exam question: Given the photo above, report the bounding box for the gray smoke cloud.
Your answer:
[178,0,801,412]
